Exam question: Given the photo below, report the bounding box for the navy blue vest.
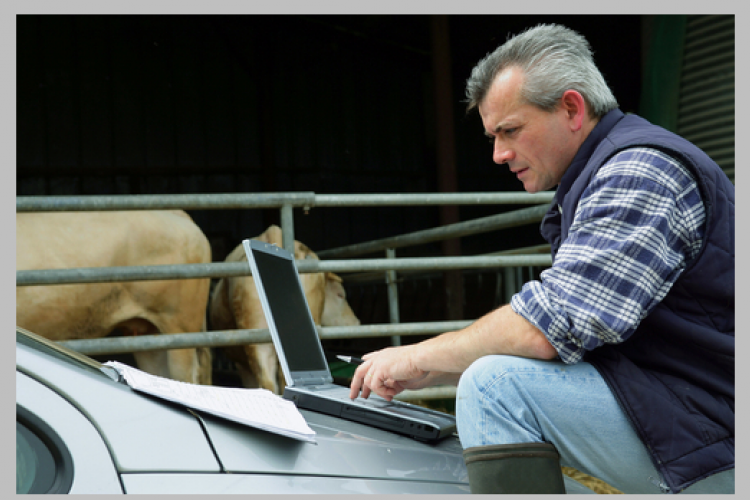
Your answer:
[540,109,734,492]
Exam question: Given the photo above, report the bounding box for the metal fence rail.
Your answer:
[16,192,318,211]
[317,204,549,258]
[17,191,554,259]
[57,321,474,355]
[17,254,552,286]
[16,191,554,211]
[17,191,554,401]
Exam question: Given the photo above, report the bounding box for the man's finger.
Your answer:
[349,365,366,399]
[361,384,372,399]
[349,375,361,399]
[349,361,373,399]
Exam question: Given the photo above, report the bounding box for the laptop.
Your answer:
[242,238,457,442]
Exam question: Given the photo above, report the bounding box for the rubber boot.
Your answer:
[463,442,566,494]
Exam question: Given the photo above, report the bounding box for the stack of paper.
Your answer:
[104,361,316,443]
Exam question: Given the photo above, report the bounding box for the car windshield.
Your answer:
[16,327,119,381]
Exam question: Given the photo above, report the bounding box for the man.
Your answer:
[348,24,734,494]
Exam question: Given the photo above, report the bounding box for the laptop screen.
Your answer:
[249,243,329,373]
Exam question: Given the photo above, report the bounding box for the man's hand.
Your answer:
[348,344,429,401]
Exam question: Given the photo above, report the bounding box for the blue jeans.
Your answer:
[455,355,734,494]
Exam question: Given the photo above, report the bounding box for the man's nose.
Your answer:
[493,142,515,164]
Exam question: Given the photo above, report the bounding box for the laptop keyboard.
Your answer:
[356,398,395,408]
[305,385,397,408]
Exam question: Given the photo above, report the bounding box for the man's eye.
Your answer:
[505,128,517,136]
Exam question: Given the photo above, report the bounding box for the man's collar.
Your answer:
[540,108,625,256]
[557,108,625,198]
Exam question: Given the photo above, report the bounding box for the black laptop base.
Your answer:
[284,386,456,442]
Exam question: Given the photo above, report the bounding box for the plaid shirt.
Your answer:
[511,147,706,364]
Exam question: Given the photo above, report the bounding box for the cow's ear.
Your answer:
[297,242,311,254]
[257,224,282,244]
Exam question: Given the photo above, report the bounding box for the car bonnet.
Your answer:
[198,404,469,485]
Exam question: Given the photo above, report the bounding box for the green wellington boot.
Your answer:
[463,442,567,494]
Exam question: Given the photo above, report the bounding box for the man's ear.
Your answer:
[560,90,587,132]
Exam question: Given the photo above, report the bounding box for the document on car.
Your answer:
[104,361,316,443]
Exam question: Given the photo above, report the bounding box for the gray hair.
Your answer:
[465,24,618,117]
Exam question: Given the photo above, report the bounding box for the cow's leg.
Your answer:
[133,350,171,379]
[246,343,280,393]
[195,319,213,386]
[277,359,286,393]
[236,363,260,389]
[165,348,201,384]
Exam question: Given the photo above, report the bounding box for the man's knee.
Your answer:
[456,355,534,416]
[458,355,506,403]
[456,355,558,448]
[458,355,543,399]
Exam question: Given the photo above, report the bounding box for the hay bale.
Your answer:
[562,467,623,494]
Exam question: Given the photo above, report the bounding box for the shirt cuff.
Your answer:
[511,280,586,364]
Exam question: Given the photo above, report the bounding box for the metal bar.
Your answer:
[56,321,473,355]
[280,204,295,254]
[16,262,246,286]
[17,191,555,212]
[504,267,515,304]
[16,255,552,286]
[312,192,554,207]
[317,204,550,258]
[340,243,552,285]
[57,329,276,354]
[487,243,551,256]
[16,192,317,212]
[516,267,523,294]
[320,321,471,340]
[385,248,401,347]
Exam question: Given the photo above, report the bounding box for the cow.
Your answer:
[209,225,360,393]
[16,210,213,385]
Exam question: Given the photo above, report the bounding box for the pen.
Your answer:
[336,355,365,365]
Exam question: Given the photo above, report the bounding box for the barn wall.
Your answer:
[17,15,440,260]
[17,15,644,258]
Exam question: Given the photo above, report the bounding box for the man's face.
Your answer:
[479,67,581,193]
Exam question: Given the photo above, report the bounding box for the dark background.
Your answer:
[16,15,643,338]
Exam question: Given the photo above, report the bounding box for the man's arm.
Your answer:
[349,304,557,400]
[512,148,706,364]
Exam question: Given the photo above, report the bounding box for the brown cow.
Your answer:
[209,225,360,393]
[16,210,213,384]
